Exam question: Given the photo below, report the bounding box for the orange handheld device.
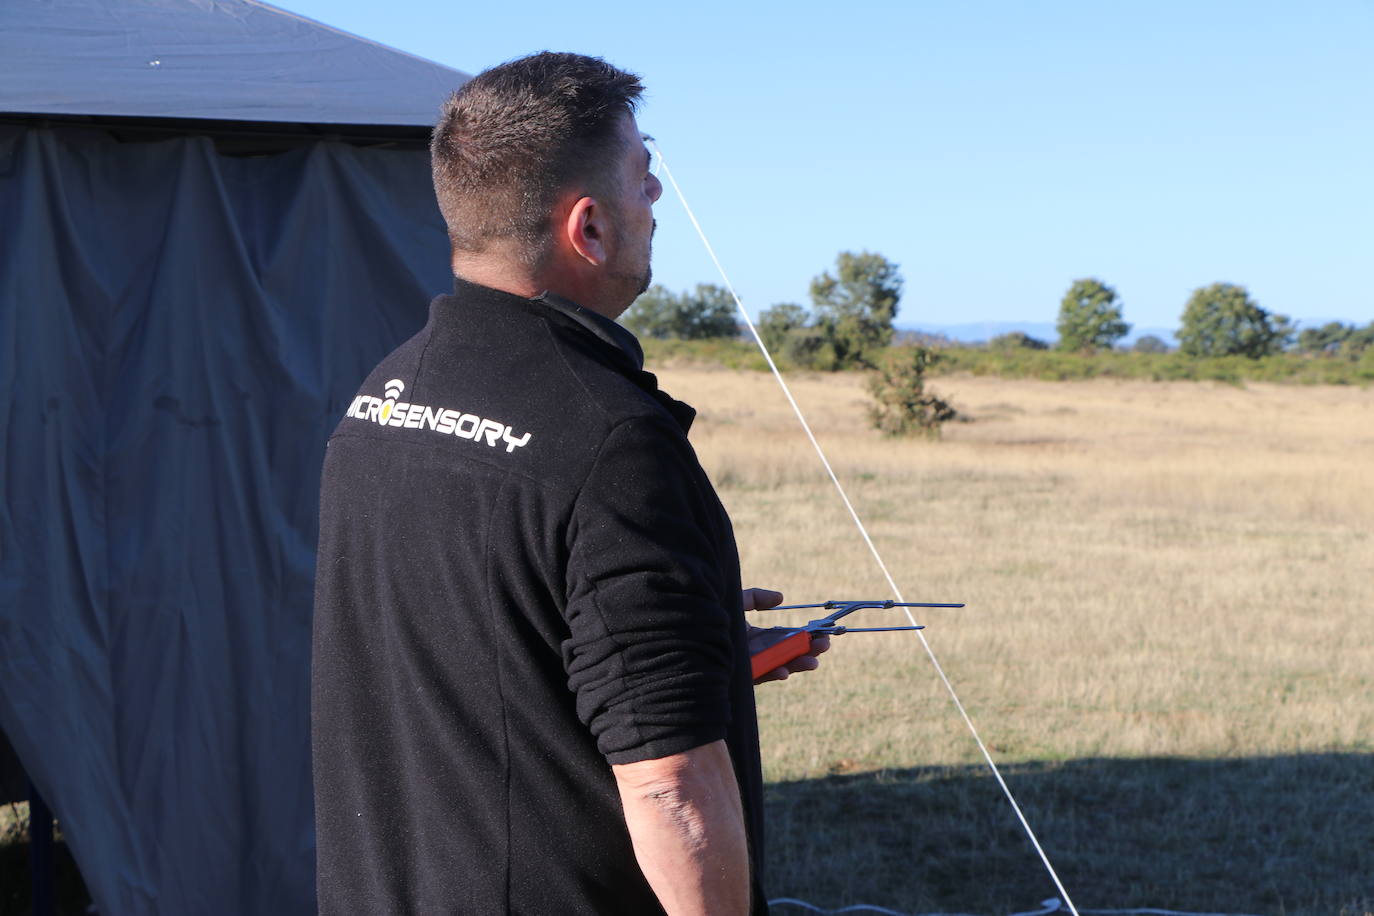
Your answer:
[749,599,963,681]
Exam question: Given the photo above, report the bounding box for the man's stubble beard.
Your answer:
[610,218,656,310]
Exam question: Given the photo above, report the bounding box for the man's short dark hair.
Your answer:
[431,52,644,267]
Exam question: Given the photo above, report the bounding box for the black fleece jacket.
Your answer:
[312,278,766,915]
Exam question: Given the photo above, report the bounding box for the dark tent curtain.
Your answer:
[0,124,450,914]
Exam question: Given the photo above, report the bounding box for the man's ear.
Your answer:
[564,196,608,267]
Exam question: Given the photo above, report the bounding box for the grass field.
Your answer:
[5,368,1368,915]
[656,366,1373,916]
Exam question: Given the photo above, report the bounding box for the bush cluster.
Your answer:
[641,339,1374,387]
[932,346,1374,385]
[866,347,957,438]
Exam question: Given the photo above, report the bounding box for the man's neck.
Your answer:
[452,260,622,321]
[451,258,541,301]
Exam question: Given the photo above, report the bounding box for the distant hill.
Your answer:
[899,320,1179,347]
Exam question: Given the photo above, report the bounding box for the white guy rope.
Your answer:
[647,138,1082,916]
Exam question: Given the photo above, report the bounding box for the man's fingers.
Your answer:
[746,594,824,686]
[754,665,790,684]
[742,587,784,611]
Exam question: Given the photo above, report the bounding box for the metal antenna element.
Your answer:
[648,138,1082,916]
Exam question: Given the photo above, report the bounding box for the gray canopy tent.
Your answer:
[0,1,468,911]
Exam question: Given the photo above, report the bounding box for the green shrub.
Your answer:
[989,331,1050,351]
[866,347,957,438]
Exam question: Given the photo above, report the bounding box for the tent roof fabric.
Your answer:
[0,0,470,127]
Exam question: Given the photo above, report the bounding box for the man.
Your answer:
[312,52,822,915]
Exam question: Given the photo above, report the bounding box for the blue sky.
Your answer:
[273,0,1371,331]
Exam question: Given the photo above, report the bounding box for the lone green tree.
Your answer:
[756,302,810,354]
[1132,334,1171,354]
[677,284,740,339]
[621,284,739,340]
[1348,323,1374,358]
[1056,278,1130,351]
[1296,322,1352,356]
[1295,321,1374,359]
[808,251,902,368]
[1177,283,1292,358]
[620,285,679,339]
[989,331,1049,351]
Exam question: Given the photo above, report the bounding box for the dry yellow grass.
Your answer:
[657,366,1373,913]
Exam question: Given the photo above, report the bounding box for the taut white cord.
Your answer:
[648,139,1082,916]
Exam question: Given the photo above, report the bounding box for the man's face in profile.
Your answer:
[602,113,663,314]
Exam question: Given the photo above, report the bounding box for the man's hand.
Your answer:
[743,587,830,684]
[613,740,749,916]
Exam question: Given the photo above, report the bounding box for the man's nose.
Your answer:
[648,173,664,204]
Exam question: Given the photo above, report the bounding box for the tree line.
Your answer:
[1037,277,1372,361]
[622,251,902,370]
[621,252,1373,365]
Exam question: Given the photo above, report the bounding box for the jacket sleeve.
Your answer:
[562,415,736,765]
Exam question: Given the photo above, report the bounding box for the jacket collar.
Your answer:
[532,290,645,372]
[442,277,696,432]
